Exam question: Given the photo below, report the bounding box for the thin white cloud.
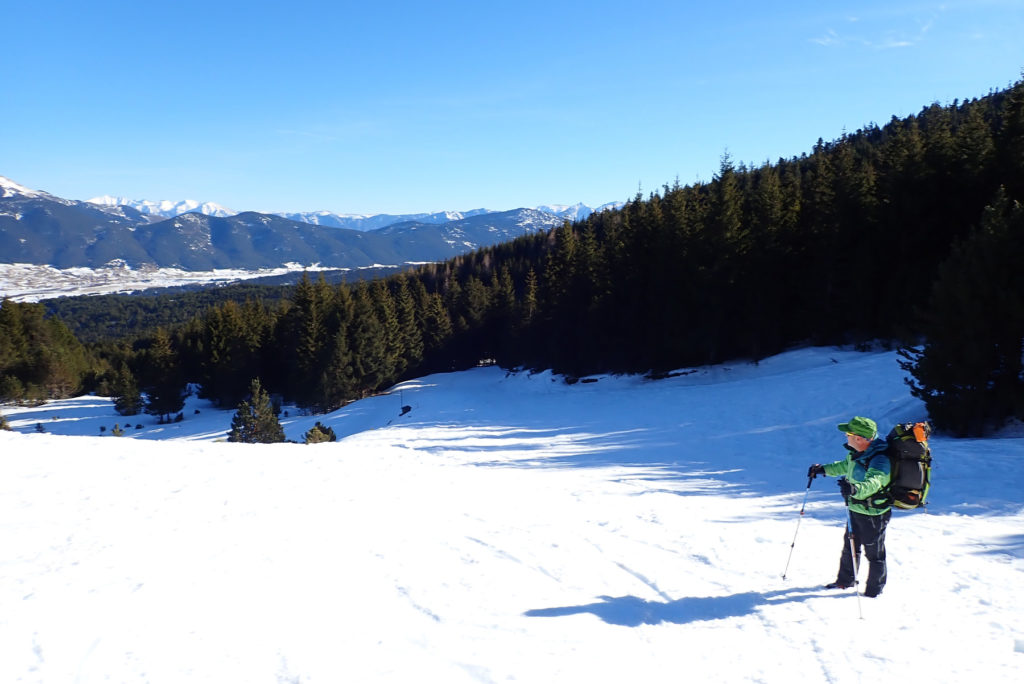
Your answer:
[810,29,842,46]
[871,38,915,49]
[812,11,939,50]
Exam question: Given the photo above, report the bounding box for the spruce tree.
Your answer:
[371,280,403,381]
[288,274,334,407]
[228,378,285,443]
[143,328,188,423]
[520,267,538,327]
[996,79,1024,201]
[395,277,424,374]
[112,363,143,416]
[421,291,453,362]
[317,328,356,411]
[349,283,388,395]
[902,189,1024,435]
[713,152,745,246]
[198,300,260,407]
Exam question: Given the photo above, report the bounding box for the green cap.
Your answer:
[837,416,877,440]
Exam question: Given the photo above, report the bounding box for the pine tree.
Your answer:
[955,100,998,222]
[228,378,285,443]
[143,328,188,423]
[520,267,539,327]
[713,151,745,247]
[349,283,388,395]
[304,425,330,443]
[317,328,356,411]
[371,280,403,382]
[460,275,489,330]
[443,278,467,335]
[394,276,424,374]
[902,189,1024,435]
[996,78,1024,201]
[198,299,268,407]
[304,421,337,444]
[287,273,334,406]
[956,100,996,179]
[421,291,453,360]
[112,363,143,416]
[739,163,787,360]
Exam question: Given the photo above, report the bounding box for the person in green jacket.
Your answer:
[808,416,892,598]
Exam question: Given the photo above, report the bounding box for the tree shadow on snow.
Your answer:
[524,586,843,627]
[972,533,1024,559]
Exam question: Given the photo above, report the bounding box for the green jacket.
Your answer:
[823,439,892,516]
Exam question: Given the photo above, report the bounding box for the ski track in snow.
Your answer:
[0,348,1022,682]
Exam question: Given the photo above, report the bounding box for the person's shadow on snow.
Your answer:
[524,587,841,626]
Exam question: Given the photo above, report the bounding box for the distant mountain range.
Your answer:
[1,176,617,271]
[87,195,236,219]
[85,193,616,231]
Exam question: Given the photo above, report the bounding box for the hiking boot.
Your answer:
[863,588,881,598]
[825,581,851,590]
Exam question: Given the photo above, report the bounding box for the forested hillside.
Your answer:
[3,78,1023,435]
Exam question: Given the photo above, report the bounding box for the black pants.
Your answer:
[836,509,891,595]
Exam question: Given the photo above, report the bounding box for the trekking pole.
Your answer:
[847,506,864,620]
[781,474,814,580]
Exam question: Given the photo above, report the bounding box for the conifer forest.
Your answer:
[3,79,1024,437]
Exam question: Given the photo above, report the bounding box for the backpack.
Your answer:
[884,421,933,510]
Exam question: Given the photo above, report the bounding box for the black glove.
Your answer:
[807,464,826,479]
[837,478,856,501]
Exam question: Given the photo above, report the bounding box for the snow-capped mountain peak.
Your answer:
[0,175,49,200]
[535,203,590,221]
[86,196,236,218]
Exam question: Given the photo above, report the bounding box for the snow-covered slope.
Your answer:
[0,175,49,200]
[1,348,1021,682]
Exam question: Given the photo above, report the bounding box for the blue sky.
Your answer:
[3,1,1022,215]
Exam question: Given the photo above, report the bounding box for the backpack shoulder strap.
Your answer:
[864,440,892,473]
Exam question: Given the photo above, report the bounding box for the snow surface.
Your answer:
[0,175,47,199]
[0,262,366,303]
[1,348,1022,682]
